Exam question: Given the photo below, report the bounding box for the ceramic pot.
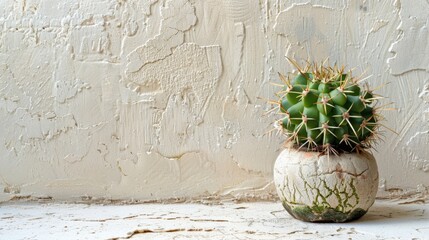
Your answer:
[274,148,378,222]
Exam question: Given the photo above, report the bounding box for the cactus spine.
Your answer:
[275,60,383,154]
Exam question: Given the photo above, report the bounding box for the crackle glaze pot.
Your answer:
[274,148,379,222]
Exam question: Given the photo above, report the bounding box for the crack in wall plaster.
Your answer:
[155,150,200,161]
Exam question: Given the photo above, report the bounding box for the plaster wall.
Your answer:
[0,0,428,201]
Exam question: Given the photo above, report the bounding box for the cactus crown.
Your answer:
[275,60,383,154]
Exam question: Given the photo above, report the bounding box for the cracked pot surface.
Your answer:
[274,148,378,222]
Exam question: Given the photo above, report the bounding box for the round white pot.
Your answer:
[274,148,379,222]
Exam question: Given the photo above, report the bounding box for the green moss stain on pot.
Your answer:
[278,174,368,222]
[282,203,367,223]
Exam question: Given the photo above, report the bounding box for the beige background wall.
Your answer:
[1,0,428,201]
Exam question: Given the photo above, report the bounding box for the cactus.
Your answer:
[275,60,383,154]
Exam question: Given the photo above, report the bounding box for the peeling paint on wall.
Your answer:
[0,0,428,201]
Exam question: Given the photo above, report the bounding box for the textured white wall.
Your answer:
[0,0,428,201]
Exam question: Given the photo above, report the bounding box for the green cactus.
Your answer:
[275,60,383,154]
